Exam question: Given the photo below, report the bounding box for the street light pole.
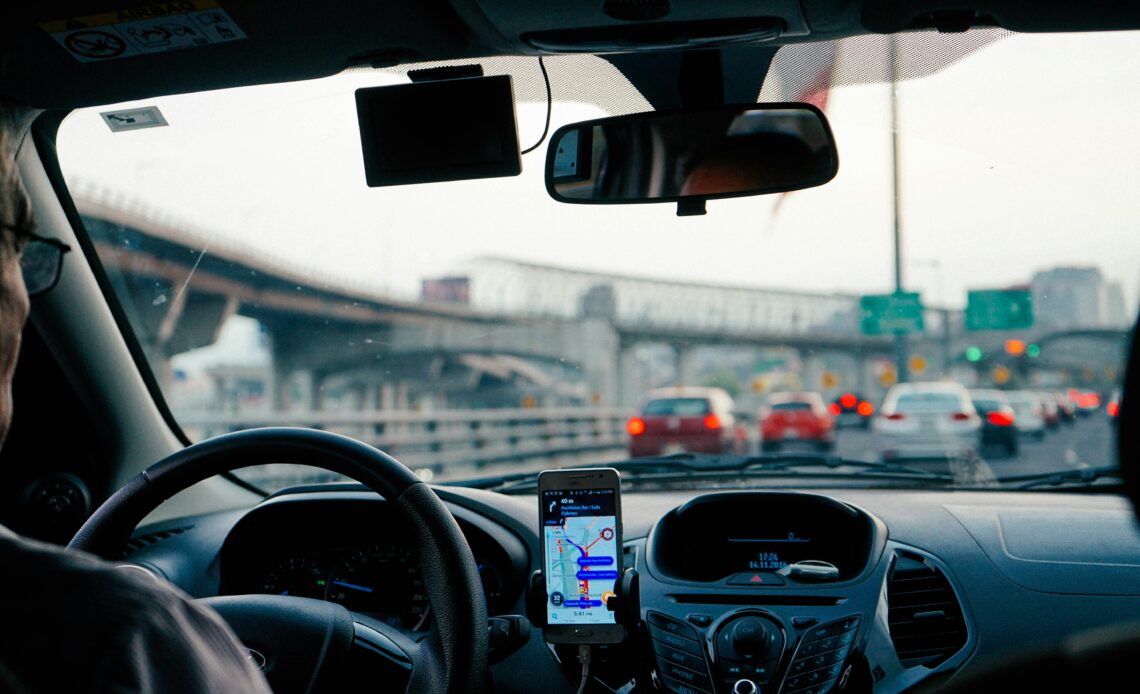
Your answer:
[889,35,909,383]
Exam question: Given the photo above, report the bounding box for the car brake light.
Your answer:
[704,414,722,430]
[828,403,841,416]
[950,412,972,421]
[626,417,646,436]
[987,412,1014,426]
[840,393,857,408]
[886,413,906,421]
[857,402,873,417]
[1108,402,1120,417]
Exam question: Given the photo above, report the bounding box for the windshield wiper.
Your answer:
[997,465,1124,491]
[461,452,955,493]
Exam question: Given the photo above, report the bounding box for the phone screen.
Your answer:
[541,487,620,626]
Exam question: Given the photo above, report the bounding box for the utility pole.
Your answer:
[889,35,909,383]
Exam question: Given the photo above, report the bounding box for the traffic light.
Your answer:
[965,346,983,362]
[1027,343,1041,358]
[1004,339,1026,356]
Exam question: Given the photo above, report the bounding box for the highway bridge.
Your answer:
[71,183,1129,423]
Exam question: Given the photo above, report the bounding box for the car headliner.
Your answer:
[2,1,1139,109]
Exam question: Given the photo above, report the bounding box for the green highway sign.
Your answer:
[860,292,924,335]
[965,289,1034,331]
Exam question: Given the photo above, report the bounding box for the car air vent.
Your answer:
[623,543,639,570]
[886,551,967,668]
[123,526,193,556]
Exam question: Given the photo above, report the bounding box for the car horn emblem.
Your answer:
[245,648,267,671]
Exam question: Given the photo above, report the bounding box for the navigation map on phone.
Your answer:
[542,488,619,625]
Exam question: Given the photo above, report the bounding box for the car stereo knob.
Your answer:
[731,619,770,656]
[732,679,759,694]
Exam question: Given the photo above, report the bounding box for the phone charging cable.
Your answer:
[575,644,592,694]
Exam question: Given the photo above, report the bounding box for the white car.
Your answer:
[1007,391,1047,439]
[874,383,982,461]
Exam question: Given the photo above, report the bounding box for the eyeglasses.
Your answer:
[21,233,71,297]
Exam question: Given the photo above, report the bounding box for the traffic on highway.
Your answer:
[53,30,1134,493]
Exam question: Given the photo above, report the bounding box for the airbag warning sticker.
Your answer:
[41,0,246,63]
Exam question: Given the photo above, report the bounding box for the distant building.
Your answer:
[421,276,470,304]
[1031,266,1121,329]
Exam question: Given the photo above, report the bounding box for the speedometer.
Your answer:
[325,542,430,630]
[262,556,327,598]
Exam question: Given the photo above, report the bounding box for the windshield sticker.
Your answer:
[41,0,246,63]
[100,107,169,132]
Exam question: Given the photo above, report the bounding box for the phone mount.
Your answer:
[526,567,641,638]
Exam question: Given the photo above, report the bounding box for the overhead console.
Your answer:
[463,0,811,53]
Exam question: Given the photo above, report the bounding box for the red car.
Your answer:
[627,387,743,458]
[760,392,836,452]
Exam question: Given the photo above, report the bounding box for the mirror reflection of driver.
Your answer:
[591,110,827,200]
[0,135,272,693]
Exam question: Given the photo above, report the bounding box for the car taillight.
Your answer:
[828,403,841,416]
[840,393,857,408]
[1108,402,1120,417]
[987,411,1014,426]
[950,412,972,421]
[857,402,874,417]
[704,414,722,430]
[886,413,906,421]
[627,417,646,436]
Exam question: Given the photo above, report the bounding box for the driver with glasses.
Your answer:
[0,135,271,693]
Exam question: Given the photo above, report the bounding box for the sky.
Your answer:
[55,31,1140,315]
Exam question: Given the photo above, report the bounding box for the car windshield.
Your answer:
[54,31,1134,492]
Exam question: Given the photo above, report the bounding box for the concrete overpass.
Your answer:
[74,187,908,408]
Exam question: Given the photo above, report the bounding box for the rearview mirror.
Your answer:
[545,104,838,214]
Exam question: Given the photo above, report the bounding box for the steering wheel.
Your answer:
[67,427,488,694]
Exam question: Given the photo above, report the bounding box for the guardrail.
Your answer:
[179,407,633,488]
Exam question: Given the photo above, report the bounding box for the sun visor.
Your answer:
[355,75,522,187]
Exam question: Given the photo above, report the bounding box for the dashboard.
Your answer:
[124,484,1140,694]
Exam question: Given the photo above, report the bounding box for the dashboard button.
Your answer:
[805,624,835,642]
[688,614,713,627]
[790,660,808,675]
[654,641,708,673]
[836,616,860,633]
[836,630,856,647]
[806,654,829,670]
[792,617,818,629]
[727,572,787,586]
[661,674,711,694]
[817,636,837,651]
[648,612,700,640]
[823,663,844,679]
[721,660,747,678]
[660,662,713,691]
[798,640,820,657]
[829,645,851,664]
[750,660,776,681]
[649,625,704,656]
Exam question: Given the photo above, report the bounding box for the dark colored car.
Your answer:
[627,387,741,458]
[828,391,874,429]
[969,389,1019,457]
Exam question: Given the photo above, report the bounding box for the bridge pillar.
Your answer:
[578,319,621,405]
[618,344,642,408]
[674,344,700,386]
[274,368,320,412]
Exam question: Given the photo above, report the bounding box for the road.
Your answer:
[828,414,1117,479]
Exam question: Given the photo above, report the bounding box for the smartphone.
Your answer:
[538,468,625,644]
